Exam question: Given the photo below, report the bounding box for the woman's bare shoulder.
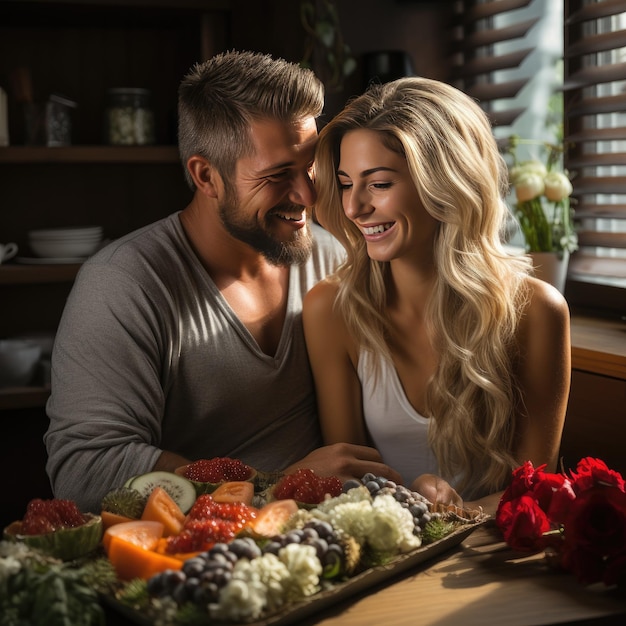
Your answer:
[303,277,341,316]
[517,276,571,356]
[523,276,570,326]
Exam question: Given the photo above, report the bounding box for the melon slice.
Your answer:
[211,481,255,505]
[140,486,185,536]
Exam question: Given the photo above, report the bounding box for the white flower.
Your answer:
[313,490,421,556]
[213,575,268,622]
[210,545,322,622]
[370,494,422,553]
[544,171,573,202]
[509,159,547,184]
[514,171,545,202]
[325,500,374,545]
[314,485,372,514]
[0,541,31,589]
[279,543,322,599]
[212,556,285,622]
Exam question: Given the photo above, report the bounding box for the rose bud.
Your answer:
[514,172,545,202]
[510,160,547,185]
[544,171,573,202]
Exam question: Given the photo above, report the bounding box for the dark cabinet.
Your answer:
[0,0,231,523]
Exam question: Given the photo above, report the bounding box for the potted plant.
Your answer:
[506,133,578,293]
[299,0,356,94]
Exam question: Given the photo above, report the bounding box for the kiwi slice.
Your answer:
[128,471,196,514]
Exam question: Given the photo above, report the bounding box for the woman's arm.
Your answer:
[302,279,366,445]
[513,277,571,473]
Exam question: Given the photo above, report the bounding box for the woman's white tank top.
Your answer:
[357,349,439,486]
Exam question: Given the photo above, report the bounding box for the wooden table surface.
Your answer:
[294,521,626,626]
[104,520,626,626]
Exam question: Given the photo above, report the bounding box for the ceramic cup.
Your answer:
[0,339,42,388]
[0,242,18,263]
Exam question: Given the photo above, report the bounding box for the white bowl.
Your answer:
[0,339,42,388]
[28,237,102,258]
[28,226,103,239]
[12,331,56,358]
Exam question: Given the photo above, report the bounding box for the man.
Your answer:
[45,51,399,512]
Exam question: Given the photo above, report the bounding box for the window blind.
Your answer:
[564,0,626,292]
[448,0,539,131]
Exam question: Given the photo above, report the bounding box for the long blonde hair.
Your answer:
[314,77,532,498]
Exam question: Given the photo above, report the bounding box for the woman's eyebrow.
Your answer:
[336,166,397,178]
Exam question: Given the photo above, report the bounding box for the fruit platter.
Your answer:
[1,458,488,625]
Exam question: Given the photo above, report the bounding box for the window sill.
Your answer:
[570,313,626,381]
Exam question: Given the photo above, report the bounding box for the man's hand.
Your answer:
[410,473,463,507]
[284,442,403,484]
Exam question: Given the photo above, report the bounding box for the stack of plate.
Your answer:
[28,226,103,261]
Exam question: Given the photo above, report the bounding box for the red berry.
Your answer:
[167,494,257,554]
[273,469,343,504]
[184,458,253,482]
[21,498,87,535]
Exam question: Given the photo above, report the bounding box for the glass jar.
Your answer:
[105,88,155,145]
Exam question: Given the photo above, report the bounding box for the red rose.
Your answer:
[569,457,625,494]
[497,494,551,553]
[498,458,626,589]
[543,477,576,525]
[563,485,626,557]
[502,460,546,501]
[560,544,605,585]
[532,471,574,521]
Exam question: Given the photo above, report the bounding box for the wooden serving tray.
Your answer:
[103,515,489,626]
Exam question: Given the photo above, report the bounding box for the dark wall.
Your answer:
[230,0,453,117]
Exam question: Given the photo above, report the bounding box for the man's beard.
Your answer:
[218,195,313,267]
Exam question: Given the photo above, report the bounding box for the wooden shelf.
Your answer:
[0,146,180,164]
[0,386,50,410]
[0,264,82,285]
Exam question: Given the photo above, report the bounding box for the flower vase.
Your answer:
[529,251,570,294]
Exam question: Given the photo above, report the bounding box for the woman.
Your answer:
[304,77,570,513]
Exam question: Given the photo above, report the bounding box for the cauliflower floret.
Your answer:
[211,555,290,622]
[313,493,421,557]
[278,543,321,599]
[210,545,323,622]
[315,485,372,515]
[325,500,374,546]
[370,494,422,553]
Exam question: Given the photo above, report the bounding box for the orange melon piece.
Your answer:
[211,481,255,505]
[140,486,186,537]
[103,519,182,580]
[101,510,135,530]
[108,533,182,580]
[102,519,163,553]
[244,499,298,538]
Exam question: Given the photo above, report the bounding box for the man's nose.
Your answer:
[289,171,317,207]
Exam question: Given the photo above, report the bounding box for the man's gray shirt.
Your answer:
[44,213,344,512]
